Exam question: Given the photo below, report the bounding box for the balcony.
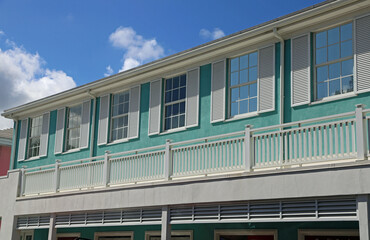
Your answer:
[19,105,370,197]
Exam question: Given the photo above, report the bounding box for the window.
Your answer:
[229,51,258,117]
[27,115,43,158]
[164,74,186,130]
[145,230,193,240]
[111,91,129,141]
[65,105,82,151]
[215,230,277,240]
[315,23,353,100]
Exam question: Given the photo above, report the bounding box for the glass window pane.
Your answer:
[230,72,239,86]
[165,105,172,117]
[342,76,354,94]
[341,40,352,58]
[117,128,123,140]
[172,116,179,128]
[317,82,328,99]
[329,62,340,80]
[317,66,328,82]
[111,130,117,141]
[123,127,128,138]
[230,58,239,72]
[342,59,353,76]
[180,74,186,87]
[179,115,185,127]
[179,87,186,99]
[124,102,129,114]
[165,91,171,103]
[329,79,340,96]
[180,102,185,114]
[249,67,257,82]
[249,98,257,112]
[239,100,248,114]
[124,93,129,102]
[173,103,179,115]
[316,31,327,48]
[165,118,171,130]
[123,115,128,126]
[173,76,179,88]
[316,48,327,65]
[231,88,239,102]
[328,27,339,45]
[249,52,258,67]
[240,55,248,69]
[341,23,352,41]
[240,85,249,99]
[328,43,340,61]
[172,89,179,101]
[231,102,238,116]
[240,69,248,84]
[250,83,257,97]
[118,104,124,115]
[166,78,172,90]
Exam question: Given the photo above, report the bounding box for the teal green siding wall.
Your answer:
[38,221,358,240]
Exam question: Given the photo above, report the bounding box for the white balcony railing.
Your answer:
[19,105,370,197]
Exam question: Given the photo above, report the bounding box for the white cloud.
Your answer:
[0,43,76,129]
[0,30,4,36]
[109,27,164,72]
[199,28,225,40]
[104,65,114,77]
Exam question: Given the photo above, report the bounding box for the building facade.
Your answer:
[0,129,12,177]
[1,0,370,239]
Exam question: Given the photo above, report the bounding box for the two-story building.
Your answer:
[1,0,370,239]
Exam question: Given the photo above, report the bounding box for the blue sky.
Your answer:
[0,0,324,128]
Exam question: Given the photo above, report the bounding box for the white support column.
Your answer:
[0,215,20,240]
[164,140,172,180]
[358,195,370,240]
[245,125,252,172]
[103,150,111,186]
[356,104,367,160]
[161,206,171,240]
[48,213,57,240]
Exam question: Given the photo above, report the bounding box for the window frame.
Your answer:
[313,21,355,101]
[214,229,278,240]
[145,230,193,240]
[64,104,83,152]
[162,73,187,132]
[94,231,133,240]
[297,229,359,240]
[109,90,130,143]
[228,50,259,119]
[26,115,43,159]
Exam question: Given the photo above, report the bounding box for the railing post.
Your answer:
[54,160,61,193]
[355,104,367,160]
[20,166,26,197]
[164,139,172,180]
[245,125,252,172]
[103,151,111,187]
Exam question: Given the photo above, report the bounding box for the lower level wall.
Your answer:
[42,221,359,240]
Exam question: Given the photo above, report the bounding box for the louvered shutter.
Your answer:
[148,79,162,135]
[355,15,370,93]
[128,86,140,139]
[54,108,66,154]
[186,68,199,127]
[291,34,310,107]
[39,112,50,157]
[258,45,275,113]
[97,94,110,145]
[80,100,91,149]
[211,60,226,123]
[17,119,28,161]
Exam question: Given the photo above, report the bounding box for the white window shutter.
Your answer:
[39,112,50,157]
[17,119,28,161]
[54,108,66,154]
[258,45,275,113]
[186,68,200,127]
[98,94,110,145]
[355,15,370,93]
[211,60,226,123]
[148,79,162,135]
[291,34,311,107]
[128,86,141,139]
[80,100,91,149]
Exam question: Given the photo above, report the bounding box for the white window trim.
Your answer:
[145,230,193,240]
[110,91,130,142]
[94,231,134,240]
[57,233,81,238]
[313,20,355,101]
[64,104,83,152]
[162,73,187,132]
[214,229,278,240]
[297,229,359,240]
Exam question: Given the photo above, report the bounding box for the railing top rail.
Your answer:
[108,144,166,158]
[170,131,244,147]
[251,111,355,133]
[362,108,370,114]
